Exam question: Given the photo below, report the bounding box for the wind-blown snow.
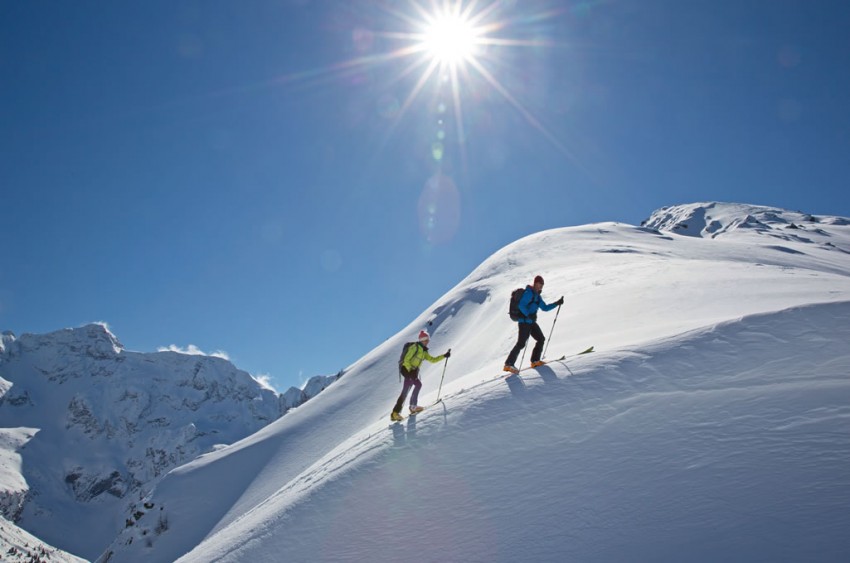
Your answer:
[98,203,850,563]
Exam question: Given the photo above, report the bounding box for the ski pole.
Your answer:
[543,304,562,359]
[519,343,528,371]
[435,349,450,403]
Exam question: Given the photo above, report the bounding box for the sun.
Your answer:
[287,1,575,163]
[420,12,482,66]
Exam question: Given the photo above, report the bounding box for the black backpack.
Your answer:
[509,287,539,321]
[508,288,525,321]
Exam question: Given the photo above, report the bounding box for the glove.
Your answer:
[556,297,564,306]
[444,350,451,358]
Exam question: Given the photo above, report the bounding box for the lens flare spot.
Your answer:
[377,94,400,119]
[320,249,343,272]
[418,173,461,244]
[352,27,375,53]
[431,142,445,161]
[778,45,801,68]
[778,98,802,122]
[261,222,284,243]
[177,34,203,59]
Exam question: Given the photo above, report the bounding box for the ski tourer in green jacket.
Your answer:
[391,330,450,421]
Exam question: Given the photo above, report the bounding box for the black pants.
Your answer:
[505,322,545,366]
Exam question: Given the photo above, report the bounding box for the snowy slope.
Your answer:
[98,202,850,562]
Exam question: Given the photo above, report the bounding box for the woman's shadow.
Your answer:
[391,400,449,446]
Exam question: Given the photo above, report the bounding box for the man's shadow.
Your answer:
[535,364,559,384]
[504,364,561,397]
[505,373,527,396]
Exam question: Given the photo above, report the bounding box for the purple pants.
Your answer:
[393,369,422,414]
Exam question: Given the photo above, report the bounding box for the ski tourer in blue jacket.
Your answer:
[516,285,558,323]
[504,275,564,373]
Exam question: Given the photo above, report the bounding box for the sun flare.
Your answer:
[303,1,574,165]
[421,12,481,66]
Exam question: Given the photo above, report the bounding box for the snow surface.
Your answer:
[99,202,850,563]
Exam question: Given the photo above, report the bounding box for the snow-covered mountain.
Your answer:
[0,324,340,560]
[0,515,86,563]
[643,201,850,241]
[98,202,850,562]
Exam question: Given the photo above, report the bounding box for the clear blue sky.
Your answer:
[2,1,849,391]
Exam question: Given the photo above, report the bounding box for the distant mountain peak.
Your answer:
[642,202,847,241]
[0,332,15,355]
[13,322,123,359]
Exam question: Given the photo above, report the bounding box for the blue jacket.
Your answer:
[518,286,557,324]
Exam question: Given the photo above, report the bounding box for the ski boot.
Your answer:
[390,412,403,422]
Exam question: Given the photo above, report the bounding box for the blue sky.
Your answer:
[2,1,849,391]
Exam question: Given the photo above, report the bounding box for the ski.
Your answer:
[501,356,564,377]
[388,346,596,420]
[499,346,594,378]
[522,355,566,372]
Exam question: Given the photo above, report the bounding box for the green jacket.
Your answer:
[401,342,446,372]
